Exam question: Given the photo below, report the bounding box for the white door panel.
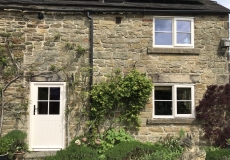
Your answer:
[29,82,66,151]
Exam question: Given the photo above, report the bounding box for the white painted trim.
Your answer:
[174,85,195,118]
[153,16,194,19]
[153,17,194,48]
[29,82,66,151]
[174,18,194,47]
[152,84,195,119]
[153,83,195,86]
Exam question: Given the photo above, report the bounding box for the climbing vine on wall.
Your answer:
[0,29,88,139]
[89,69,153,135]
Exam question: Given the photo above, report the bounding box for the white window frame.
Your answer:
[153,17,194,48]
[152,84,195,118]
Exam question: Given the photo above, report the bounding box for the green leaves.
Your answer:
[95,128,135,154]
[0,138,13,154]
[0,55,7,67]
[90,69,153,131]
[44,145,99,160]
[64,42,75,50]
[77,45,87,56]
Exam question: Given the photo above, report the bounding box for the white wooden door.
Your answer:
[29,82,66,151]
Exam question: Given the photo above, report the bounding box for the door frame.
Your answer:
[29,82,66,151]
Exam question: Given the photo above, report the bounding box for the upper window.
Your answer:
[153,17,194,48]
[153,84,195,118]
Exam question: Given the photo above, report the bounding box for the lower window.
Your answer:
[153,84,195,118]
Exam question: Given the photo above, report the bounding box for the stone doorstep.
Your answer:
[24,151,57,160]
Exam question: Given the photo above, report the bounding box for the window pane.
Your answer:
[49,102,60,115]
[177,88,191,100]
[177,33,191,44]
[50,87,60,100]
[38,87,48,100]
[38,102,48,114]
[177,101,191,114]
[177,20,191,32]
[155,86,172,100]
[155,33,172,45]
[155,19,172,31]
[155,101,172,115]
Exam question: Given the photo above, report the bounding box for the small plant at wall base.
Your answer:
[2,130,28,160]
[196,83,230,148]
[89,69,153,136]
[0,138,13,156]
[94,128,136,154]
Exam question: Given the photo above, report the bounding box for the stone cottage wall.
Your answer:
[0,11,91,138]
[0,10,229,145]
[92,14,229,143]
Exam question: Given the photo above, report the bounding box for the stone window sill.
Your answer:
[147,118,200,125]
[147,47,200,55]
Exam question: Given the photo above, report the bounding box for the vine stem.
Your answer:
[0,72,42,136]
[0,74,22,136]
[0,89,4,138]
[0,32,87,137]
[6,39,20,73]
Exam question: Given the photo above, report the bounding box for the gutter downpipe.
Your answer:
[86,11,93,121]
[229,14,230,80]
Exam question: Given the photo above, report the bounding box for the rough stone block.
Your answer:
[140,112,152,118]
[219,29,229,38]
[181,126,192,132]
[94,51,112,59]
[100,20,115,25]
[23,28,36,33]
[149,127,164,133]
[139,127,150,135]
[195,84,206,90]
[135,135,148,142]
[163,126,181,132]
[190,74,201,83]
[50,23,62,28]
[201,73,215,84]
[216,75,229,84]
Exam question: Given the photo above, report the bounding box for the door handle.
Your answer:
[34,105,36,115]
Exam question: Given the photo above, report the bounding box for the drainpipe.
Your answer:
[228,15,230,41]
[229,14,230,82]
[86,11,93,120]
